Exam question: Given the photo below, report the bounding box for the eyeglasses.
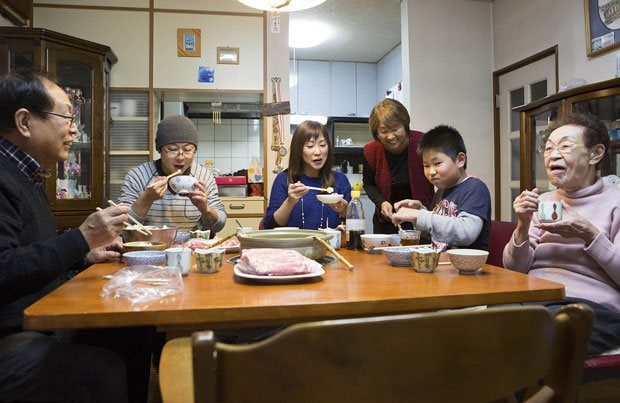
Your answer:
[39,110,77,127]
[161,146,196,158]
[537,139,582,157]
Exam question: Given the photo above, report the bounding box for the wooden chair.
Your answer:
[487,219,517,267]
[159,303,593,403]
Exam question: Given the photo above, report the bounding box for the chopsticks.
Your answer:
[106,200,153,235]
[305,186,334,194]
[313,236,354,270]
[165,169,182,180]
[368,244,433,251]
[96,207,149,236]
[208,233,236,248]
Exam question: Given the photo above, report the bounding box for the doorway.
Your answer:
[493,47,558,221]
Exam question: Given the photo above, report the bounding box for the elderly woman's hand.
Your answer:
[536,201,600,244]
[513,188,540,224]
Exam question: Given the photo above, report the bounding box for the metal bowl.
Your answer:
[237,229,333,260]
[121,226,178,249]
[122,241,168,252]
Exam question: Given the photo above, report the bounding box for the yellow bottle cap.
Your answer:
[351,190,361,198]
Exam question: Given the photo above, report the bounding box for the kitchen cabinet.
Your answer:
[291,60,378,118]
[218,196,265,238]
[330,62,357,117]
[356,62,377,117]
[517,77,620,193]
[108,90,150,202]
[0,27,116,229]
[297,60,330,116]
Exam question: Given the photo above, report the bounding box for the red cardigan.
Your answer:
[363,130,434,209]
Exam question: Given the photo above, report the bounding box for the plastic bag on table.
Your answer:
[100,265,184,304]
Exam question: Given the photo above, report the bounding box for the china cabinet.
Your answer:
[517,77,620,193]
[0,27,117,229]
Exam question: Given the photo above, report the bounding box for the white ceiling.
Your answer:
[287,0,493,63]
[288,0,401,63]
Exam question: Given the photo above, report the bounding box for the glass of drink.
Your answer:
[399,229,421,246]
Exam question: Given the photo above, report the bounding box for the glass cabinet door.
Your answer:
[46,47,101,208]
[570,92,620,176]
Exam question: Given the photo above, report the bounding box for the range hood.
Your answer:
[184,101,262,119]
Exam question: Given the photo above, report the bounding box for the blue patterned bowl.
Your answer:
[123,251,166,267]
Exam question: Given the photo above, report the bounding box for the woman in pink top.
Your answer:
[504,112,620,355]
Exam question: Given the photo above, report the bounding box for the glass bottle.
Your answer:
[346,190,365,250]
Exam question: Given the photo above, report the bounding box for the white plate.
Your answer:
[234,265,325,283]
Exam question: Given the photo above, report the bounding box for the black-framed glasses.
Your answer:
[39,110,77,127]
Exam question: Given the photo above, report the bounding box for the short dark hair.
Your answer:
[418,125,468,169]
[0,68,54,134]
[288,120,335,187]
[546,112,609,168]
[368,99,411,141]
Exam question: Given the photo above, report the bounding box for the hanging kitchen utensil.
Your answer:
[211,90,222,124]
[269,77,286,173]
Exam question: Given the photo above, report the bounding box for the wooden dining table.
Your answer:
[24,248,565,336]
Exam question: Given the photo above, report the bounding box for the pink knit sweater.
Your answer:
[503,178,620,313]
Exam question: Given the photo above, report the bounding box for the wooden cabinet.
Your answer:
[218,196,265,238]
[517,78,620,193]
[0,27,116,229]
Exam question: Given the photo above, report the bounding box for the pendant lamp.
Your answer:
[238,0,326,12]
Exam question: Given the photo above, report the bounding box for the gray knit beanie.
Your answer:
[155,115,198,150]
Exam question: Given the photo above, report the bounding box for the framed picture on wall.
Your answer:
[584,0,620,57]
[217,47,240,64]
[177,28,201,57]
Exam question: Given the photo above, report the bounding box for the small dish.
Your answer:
[316,193,344,204]
[123,241,168,252]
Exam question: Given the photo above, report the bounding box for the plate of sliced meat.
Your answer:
[233,265,325,283]
[233,248,325,283]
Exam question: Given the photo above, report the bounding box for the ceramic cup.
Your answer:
[190,230,211,239]
[195,247,225,274]
[164,247,191,275]
[411,249,442,273]
[168,175,198,196]
[538,201,562,223]
[399,229,421,246]
[321,228,341,249]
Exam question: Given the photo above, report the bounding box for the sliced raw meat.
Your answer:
[237,248,321,276]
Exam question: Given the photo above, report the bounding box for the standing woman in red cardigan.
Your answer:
[363,99,434,234]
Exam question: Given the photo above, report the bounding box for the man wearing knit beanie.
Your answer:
[118,115,226,232]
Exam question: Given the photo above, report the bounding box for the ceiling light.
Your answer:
[289,21,330,48]
[238,0,326,12]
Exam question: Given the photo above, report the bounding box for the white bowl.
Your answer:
[446,249,489,275]
[316,193,344,204]
[168,175,198,196]
[360,234,391,250]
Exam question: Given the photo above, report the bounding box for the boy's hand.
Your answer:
[392,207,419,226]
[394,199,422,210]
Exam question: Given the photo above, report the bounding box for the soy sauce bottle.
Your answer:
[346,190,365,250]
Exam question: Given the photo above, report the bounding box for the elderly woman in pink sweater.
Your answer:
[504,112,620,356]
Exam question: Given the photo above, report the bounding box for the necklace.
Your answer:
[300,197,326,229]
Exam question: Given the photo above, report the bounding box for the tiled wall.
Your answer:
[192,118,263,175]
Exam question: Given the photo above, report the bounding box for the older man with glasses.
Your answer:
[118,114,226,232]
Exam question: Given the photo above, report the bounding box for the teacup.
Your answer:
[190,230,211,239]
[168,175,198,196]
[538,201,562,223]
[321,228,341,249]
[195,247,225,274]
[411,249,442,273]
[164,247,191,276]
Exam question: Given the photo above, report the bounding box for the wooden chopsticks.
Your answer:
[96,206,148,236]
[106,200,153,235]
[313,236,354,270]
[165,169,182,180]
[208,233,236,248]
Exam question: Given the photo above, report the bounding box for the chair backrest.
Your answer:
[488,219,517,267]
[159,304,593,403]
